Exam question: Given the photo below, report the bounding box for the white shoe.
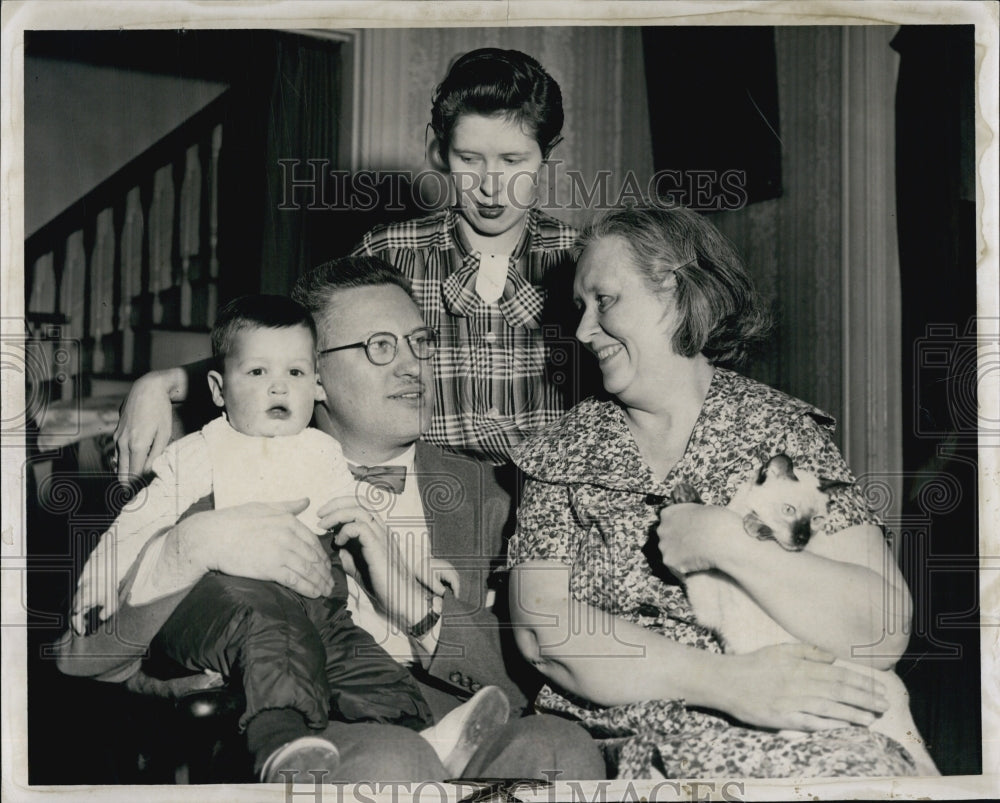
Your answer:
[260,736,340,784]
[420,686,510,777]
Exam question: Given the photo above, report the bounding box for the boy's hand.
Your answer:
[71,539,120,634]
[71,569,117,635]
[426,558,461,598]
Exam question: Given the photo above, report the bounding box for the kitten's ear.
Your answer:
[818,477,852,495]
[766,453,796,480]
[755,462,769,484]
[754,450,773,483]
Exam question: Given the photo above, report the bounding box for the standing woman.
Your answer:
[353,47,579,465]
[507,205,922,778]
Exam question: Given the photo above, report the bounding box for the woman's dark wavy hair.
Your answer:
[431,48,564,161]
[575,205,772,367]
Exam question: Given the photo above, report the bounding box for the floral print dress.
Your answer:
[507,368,917,778]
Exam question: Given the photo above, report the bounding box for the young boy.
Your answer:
[352,47,584,465]
[71,295,506,782]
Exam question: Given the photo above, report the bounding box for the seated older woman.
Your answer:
[507,205,924,778]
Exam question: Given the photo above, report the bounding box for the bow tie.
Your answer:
[348,463,407,494]
[441,259,546,329]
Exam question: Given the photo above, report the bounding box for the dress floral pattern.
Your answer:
[508,368,916,778]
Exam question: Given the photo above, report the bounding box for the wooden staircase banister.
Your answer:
[26,91,230,264]
[25,89,228,399]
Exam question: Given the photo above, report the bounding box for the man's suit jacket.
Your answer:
[55,442,539,718]
[410,442,536,717]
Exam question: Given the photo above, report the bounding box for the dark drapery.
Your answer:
[219,32,342,302]
[642,26,782,207]
[891,24,980,776]
[261,35,342,295]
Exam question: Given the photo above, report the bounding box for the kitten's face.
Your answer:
[744,473,831,550]
[742,456,847,550]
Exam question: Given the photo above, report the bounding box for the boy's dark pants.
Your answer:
[151,550,431,769]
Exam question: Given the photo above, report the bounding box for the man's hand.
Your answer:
[719,643,890,731]
[175,498,335,598]
[113,368,186,482]
[317,497,428,630]
[656,502,745,575]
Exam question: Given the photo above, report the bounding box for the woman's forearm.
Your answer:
[509,561,725,708]
[133,365,190,402]
[718,526,912,669]
[151,358,215,403]
[114,362,210,478]
[508,559,894,730]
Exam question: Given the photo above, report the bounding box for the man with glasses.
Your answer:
[56,257,604,783]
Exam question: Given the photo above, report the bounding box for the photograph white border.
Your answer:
[2,2,997,801]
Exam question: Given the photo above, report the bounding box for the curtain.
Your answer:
[891,24,980,776]
[260,34,342,296]
[642,26,782,206]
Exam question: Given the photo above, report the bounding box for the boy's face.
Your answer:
[208,324,325,437]
[446,112,544,245]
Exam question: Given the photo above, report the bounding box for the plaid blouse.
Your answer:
[353,208,579,464]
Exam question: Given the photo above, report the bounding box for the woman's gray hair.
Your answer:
[575,205,771,366]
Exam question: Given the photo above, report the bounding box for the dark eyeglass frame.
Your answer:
[317,326,438,366]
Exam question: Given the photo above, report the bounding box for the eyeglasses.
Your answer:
[318,327,438,366]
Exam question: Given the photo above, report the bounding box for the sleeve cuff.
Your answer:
[409,594,445,663]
